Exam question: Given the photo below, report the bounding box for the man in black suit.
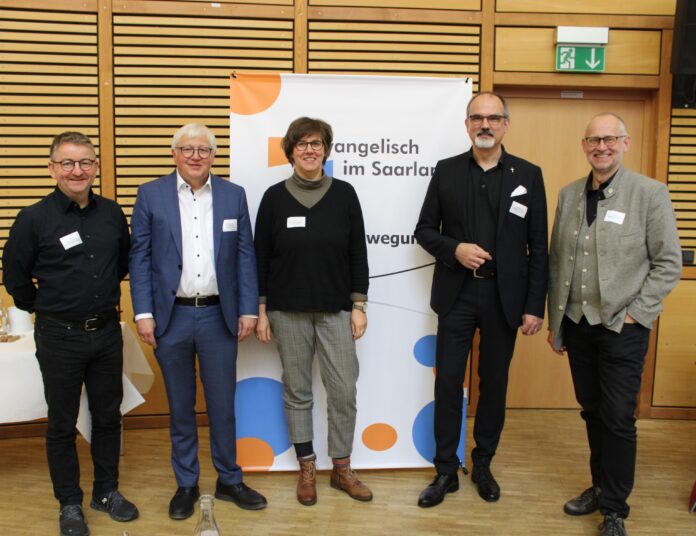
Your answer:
[414,92,548,507]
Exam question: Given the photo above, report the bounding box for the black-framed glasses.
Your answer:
[583,136,627,148]
[51,159,97,172]
[295,140,324,151]
[176,146,214,159]
[468,114,508,126]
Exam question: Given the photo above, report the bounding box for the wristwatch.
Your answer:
[352,302,368,313]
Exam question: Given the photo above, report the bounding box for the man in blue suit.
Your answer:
[129,123,266,519]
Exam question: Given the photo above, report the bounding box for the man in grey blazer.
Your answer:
[547,113,681,536]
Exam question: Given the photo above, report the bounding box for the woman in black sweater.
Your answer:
[254,117,371,506]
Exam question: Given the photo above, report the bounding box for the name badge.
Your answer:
[287,216,306,228]
[604,210,625,225]
[59,231,83,250]
[509,201,528,219]
[222,218,237,232]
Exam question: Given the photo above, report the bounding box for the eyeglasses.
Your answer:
[468,114,508,126]
[295,140,324,151]
[51,159,97,172]
[583,136,627,148]
[176,146,214,159]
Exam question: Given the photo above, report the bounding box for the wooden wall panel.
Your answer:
[308,20,480,88]
[495,27,661,75]
[0,7,100,269]
[111,12,293,214]
[668,108,696,252]
[496,0,675,16]
[311,0,480,9]
[653,280,696,407]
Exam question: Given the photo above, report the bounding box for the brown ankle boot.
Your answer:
[330,464,373,502]
[297,456,317,506]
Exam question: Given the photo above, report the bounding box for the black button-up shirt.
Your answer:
[466,150,504,271]
[2,188,130,320]
[585,171,617,226]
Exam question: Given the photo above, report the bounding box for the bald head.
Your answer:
[582,113,631,184]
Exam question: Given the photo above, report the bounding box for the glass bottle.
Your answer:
[193,495,221,536]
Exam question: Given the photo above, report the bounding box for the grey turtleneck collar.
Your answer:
[284,171,333,208]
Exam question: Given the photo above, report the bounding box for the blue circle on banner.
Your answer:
[412,399,467,464]
[413,335,437,368]
[235,377,291,455]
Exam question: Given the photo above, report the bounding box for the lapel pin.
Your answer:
[510,167,515,173]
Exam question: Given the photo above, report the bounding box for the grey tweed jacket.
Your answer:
[548,166,681,349]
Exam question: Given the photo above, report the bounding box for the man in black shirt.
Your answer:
[2,131,137,536]
[415,92,548,507]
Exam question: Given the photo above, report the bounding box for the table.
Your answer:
[0,322,154,440]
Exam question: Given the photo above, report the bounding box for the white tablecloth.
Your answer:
[0,323,154,440]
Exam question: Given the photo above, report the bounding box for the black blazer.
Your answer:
[414,149,549,329]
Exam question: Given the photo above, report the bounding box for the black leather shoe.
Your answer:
[417,473,459,508]
[599,512,627,536]
[215,480,268,510]
[169,486,200,520]
[90,490,139,522]
[471,465,500,502]
[563,485,601,516]
[59,504,89,536]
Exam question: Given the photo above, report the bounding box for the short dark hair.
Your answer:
[281,117,333,165]
[50,131,96,160]
[466,91,510,119]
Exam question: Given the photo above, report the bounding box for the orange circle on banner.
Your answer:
[236,437,274,471]
[362,423,398,451]
[230,73,282,115]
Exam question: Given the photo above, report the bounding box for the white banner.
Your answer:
[230,73,472,470]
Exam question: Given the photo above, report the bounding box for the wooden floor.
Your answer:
[1,410,694,535]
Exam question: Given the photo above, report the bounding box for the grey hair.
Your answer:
[50,131,96,159]
[171,123,217,150]
[466,91,510,119]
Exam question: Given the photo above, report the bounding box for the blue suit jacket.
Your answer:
[129,171,258,337]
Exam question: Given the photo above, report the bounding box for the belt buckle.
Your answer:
[194,296,207,308]
[83,317,100,331]
[473,268,484,279]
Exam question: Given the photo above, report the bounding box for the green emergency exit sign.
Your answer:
[556,45,605,73]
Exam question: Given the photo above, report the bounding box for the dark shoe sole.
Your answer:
[89,501,139,522]
[297,496,317,506]
[215,491,268,510]
[417,482,459,508]
[60,529,89,536]
[563,503,599,516]
[330,481,373,502]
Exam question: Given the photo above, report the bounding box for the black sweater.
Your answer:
[254,178,369,312]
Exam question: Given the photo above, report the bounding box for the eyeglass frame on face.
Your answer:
[295,140,324,152]
[50,159,97,172]
[467,114,508,127]
[175,146,214,159]
[583,136,627,148]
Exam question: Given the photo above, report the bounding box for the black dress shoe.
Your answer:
[417,473,459,508]
[599,512,627,536]
[215,480,268,510]
[563,485,601,516]
[60,504,89,536]
[169,486,200,520]
[471,465,500,502]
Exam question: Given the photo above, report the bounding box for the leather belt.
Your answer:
[39,309,119,332]
[174,295,220,307]
[473,267,496,279]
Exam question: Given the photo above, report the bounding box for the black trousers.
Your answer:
[563,316,650,518]
[34,315,123,506]
[434,276,517,475]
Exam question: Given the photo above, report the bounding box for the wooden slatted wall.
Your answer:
[0,7,99,268]
[112,12,294,214]
[308,20,480,90]
[669,108,696,252]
